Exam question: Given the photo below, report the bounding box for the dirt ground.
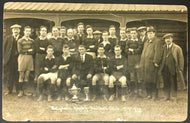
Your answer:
[2,83,188,122]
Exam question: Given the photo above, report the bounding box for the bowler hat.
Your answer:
[147,26,156,32]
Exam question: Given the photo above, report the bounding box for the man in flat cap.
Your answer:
[3,24,22,95]
[137,26,148,45]
[158,33,185,102]
[93,30,103,45]
[140,26,164,101]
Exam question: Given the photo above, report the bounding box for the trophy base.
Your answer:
[71,98,80,102]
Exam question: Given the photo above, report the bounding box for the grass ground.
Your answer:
[2,86,188,122]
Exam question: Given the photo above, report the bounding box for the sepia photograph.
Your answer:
[2,2,188,122]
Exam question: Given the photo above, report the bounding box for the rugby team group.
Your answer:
[3,22,185,102]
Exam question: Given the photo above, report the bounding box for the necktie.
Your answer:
[81,55,84,62]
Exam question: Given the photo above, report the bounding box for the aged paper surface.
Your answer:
[2,2,188,121]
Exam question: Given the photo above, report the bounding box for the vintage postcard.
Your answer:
[2,2,188,122]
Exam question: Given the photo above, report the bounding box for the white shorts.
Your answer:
[39,72,58,82]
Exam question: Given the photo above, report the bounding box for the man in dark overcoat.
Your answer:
[140,26,164,100]
[3,24,22,95]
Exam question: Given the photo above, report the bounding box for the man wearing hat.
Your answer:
[140,26,164,100]
[137,26,148,45]
[158,33,185,102]
[93,30,103,45]
[3,24,22,95]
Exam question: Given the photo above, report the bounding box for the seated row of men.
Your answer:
[32,44,128,102]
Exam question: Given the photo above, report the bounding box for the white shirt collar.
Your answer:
[97,55,106,58]
[132,38,138,41]
[45,55,55,60]
[67,37,74,40]
[101,41,110,46]
[115,55,122,59]
[13,34,20,40]
[80,53,86,56]
[62,54,71,60]
[149,40,152,43]
[109,35,117,38]
[87,35,93,38]
[22,36,31,41]
[39,36,47,40]
[167,43,173,49]
[52,36,59,40]
[120,38,127,41]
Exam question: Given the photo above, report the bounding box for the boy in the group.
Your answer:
[118,28,127,57]
[64,28,78,54]
[56,44,74,101]
[34,26,49,96]
[17,26,35,97]
[84,25,98,58]
[91,45,110,101]
[75,22,86,45]
[100,31,112,56]
[37,45,58,102]
[60,26,67,39]
[109,45,128,102]
[49,26,63,57]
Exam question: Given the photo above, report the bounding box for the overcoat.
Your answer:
[140,37,163,83]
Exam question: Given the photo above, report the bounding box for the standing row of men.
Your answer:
[3,22,185,102]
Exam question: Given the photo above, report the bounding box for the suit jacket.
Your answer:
[158,43,185,90]
[73,53,94,75]
[3,34,22,66]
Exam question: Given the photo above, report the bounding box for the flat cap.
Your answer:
[10,24,21,29]
[137,26,147,31]
[93,30,102,34]
[162,33,173,39]
[147,26,156,32]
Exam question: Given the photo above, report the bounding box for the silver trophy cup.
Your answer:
[68,84,81,102]
[84,87,90,101]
